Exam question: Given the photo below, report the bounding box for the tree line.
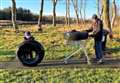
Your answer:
[0,7,37,21]
[6,0,119,34]
[0,7,72,24]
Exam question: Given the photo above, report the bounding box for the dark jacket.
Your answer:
[87,19,103,41]
[103,29,109,36]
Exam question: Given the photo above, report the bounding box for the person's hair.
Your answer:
[92,14,98,20]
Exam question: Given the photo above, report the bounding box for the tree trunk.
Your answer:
[111,0,116,28]
[67,0,70,26]
[52,0,57,27]
[11,0,18,32]
[97,0,100,17]
[71,0,79,24]
[38,0,44,31]
[102,0,112,37]
[65,0,70,26]
[79,0,83,22]
[65,0,68,25]
[83,0,86,21]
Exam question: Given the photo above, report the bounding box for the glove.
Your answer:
[88,33,95,37]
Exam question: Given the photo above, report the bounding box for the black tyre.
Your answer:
[17,40,45,67]
[64,31,88,41]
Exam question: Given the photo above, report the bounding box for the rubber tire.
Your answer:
[17,40,45,67]
[64,31,88,41]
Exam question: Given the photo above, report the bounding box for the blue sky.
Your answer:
[0,0,120,19]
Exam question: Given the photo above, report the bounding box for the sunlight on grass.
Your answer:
[0,24,120,60]
[0,24,120,82]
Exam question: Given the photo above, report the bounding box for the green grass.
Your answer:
[0,24,120,82]
[0,68,120,83]
[0,25,120,59]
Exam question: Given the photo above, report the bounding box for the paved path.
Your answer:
[0,58,120,69]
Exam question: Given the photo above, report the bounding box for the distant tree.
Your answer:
[52,0,57,27]
[83,0,86,21]
[79,0,83,22]
[0,8,11,20]
[17,8,34,21]
[11,0,18,32]
[71,0,79,24]
[17,7,23,20]
[65,0,67,25]
[3,7,11,19]
[65,0,70,26]
[0,7,34,21]
[38,0,44,31]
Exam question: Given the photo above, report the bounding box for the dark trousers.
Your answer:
[94,40,103,60]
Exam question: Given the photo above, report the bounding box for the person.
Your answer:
[24,31,35,59]
[86,14,103,64]
[24,31,34,41]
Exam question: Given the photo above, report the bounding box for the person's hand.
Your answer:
[88,33,95,37]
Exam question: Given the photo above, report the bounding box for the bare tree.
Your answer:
[79,0,86,27]
[65,0,68,25]
[52,0,57,27]
[65,0,70,26]
[38,0,44,32]
[83,0,86,21]
[111,0,116,28]
[79,0,83,22]
[102,0,112,37]
[11,0,18,32]
[71,0,79,24]
[97,0,100,17]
